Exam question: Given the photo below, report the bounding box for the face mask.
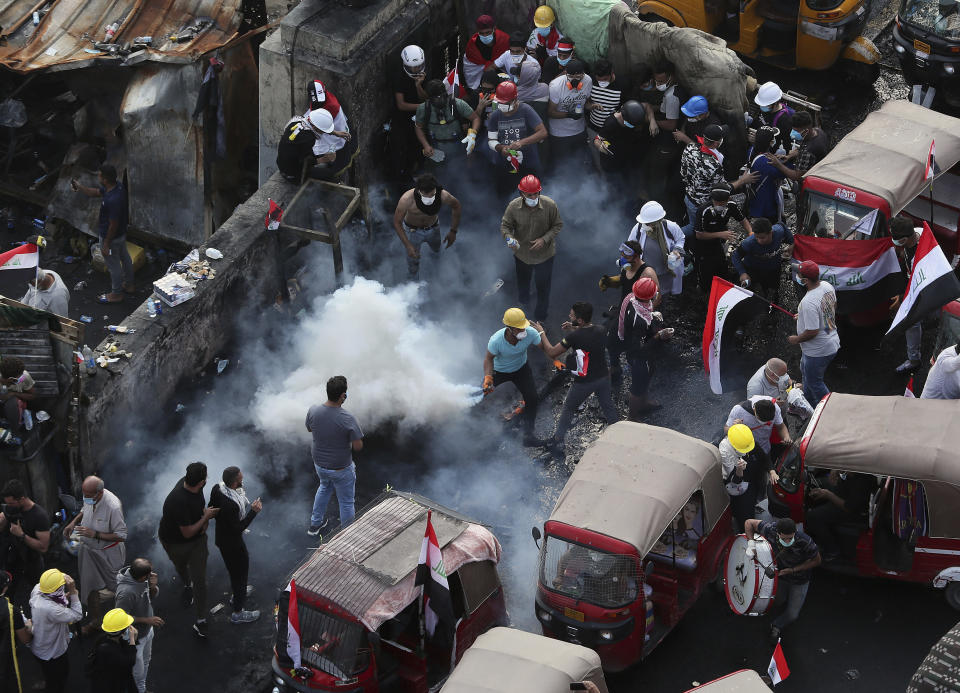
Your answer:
[617,257,630,268]
[479,33,494,45]
[760,105,772,113]
[536,27,550,36]
[497,102,512,112]
[511,53,524,64]
[892,236,908,246]
[597,80,610,88]
[568,78,581,88]
[514,329,528,340]
[558,56,571,66]
[419,194,436,205]
[712,205,726,213]
[778,536,795,548]
[790,129,803,142]
[84,497,96,506]
[622,119,635,129]
[656,83,668,92]
[778,373,791,389]
[525,196,539,207]
[121,630,131,642]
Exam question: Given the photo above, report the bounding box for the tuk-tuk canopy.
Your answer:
[685,669,770,691]
[292,492,501,631]
[805,100,960,216]
[548,422,728,556]
[802,394,960,537]
[440,627,608,693]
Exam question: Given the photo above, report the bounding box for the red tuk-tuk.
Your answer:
[533,422,734,671]
[769,393,960,609]
[685,670,771,691]
[272,491,508,692]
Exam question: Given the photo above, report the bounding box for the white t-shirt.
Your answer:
[548,74,592,137]
[724,394,783,454]
[921,345,960,399]
[658,84,681,120]
[797,281,840,357]
[311,107,349,156]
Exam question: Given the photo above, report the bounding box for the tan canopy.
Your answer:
[548,422,728,555]
[804,101,960,215]
[686,669,770,691]
[440,627,607,693]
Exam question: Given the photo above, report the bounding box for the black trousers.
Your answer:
[514,256,554,321]
[37,651,69,693]
[493,363,538,433]
[217,540,249,613]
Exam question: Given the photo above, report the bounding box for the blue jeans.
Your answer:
[403,222,442,277]
[680,195,699,239]
[801,352,836,409]
[772,580,810,630]
[311,462,356,527]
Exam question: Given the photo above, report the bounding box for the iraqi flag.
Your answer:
[767,639,790,685]
[0,243,39,271]
[415,510,454,642]
[265,199,283,230]
[888,222,960,337]
[925,140,939,181]
[285,579,302,669]
[702,277,767,394]
[444,65,467,98]
[904,376,916,397]
[793,235,903,314]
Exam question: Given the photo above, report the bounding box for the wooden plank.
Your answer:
[281,227,335,244]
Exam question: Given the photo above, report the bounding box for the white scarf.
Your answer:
[218,482,251,519]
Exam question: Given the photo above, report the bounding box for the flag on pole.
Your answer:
[445,65,467,98]
[768,639,790,685]
[846,208,878,237]
[265,199,283,230]
[904,377,916,397]
[792,235,903,314]
[0,243,39,271]
[702,277,766,394]
[887,222,960,337]
[416,510,454,640]
[925,140,939,181]
[286,579,302,669]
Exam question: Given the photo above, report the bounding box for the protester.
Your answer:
[391,45,428,178]
[414,79,480,170]
[307,79,340,113]
[619,277,672,419]
[747,126,788,224]
[627,201,685,296]
[538,302,619,454]
[746,357,796,401]
[731,218,794,303]
[650,62,683,134]
[599,240,660,378]
[753,81,794,153]
[790,260,840,408]
[393,174,462,278]
[88,608,138,693]
[541,38,580,84]
[764,111,830,181]
[593,100,648,176]
[512,52,550,117]
[0,479,50,604]
[158,462,218,638]
[209,466,263,624]
[306,375,363,536]
[673,95,722,146]
[586,59,623,137]
[744,517,821,643]
[475,69,507,128]
[546,58,592,169]
[462,15,509,89]
[275,109,352,182]
[720,424,774,532]
[20,268,69,316]
[890,216,924,373]
[0,569,31,693]
[62,476,127,635]
[494,32,536,85]
[71,164,133,304]
[0,357,36,436]
[724,395,791,455]
[691,185,751,291]
[485,81,548,186]
[29,568,82,693]
[921,344,960,399]
[527,4,563,63]
[807,470,875,561]
[500,175,563,321]
[482,308,546,446]
[115,558,163,693]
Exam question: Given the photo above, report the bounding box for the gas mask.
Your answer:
[568,78,581,89]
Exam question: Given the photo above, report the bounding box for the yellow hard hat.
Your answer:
[728,424,755,454]
[502,307,530,329]
[102,608,134,633]
[38,569,65,594]
[534,5,555,28]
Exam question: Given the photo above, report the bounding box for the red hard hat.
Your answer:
[494,81,518,104]
[633,277,657,300]
[517,175,541,194]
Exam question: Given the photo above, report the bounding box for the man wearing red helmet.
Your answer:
[486,80,547,188]
[500,175,563,322]
[617,277,673,419]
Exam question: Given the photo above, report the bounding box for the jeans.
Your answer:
[680,195,700,239]
[133,626,154,693]
[772,580,810,630]
[404,222,442,277]
[493,363,539,434]
[103,235,134,294]
[311,462,356,528]
[160,536,208,620]
[905,322,922,362]
[800,352,836,409]
[515,256,554,321]
[218,540,249,612]
[554,377,618,443]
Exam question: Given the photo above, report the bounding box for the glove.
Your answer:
[482,375,494,395]
[461,129,477,155]
[553,360,566,371]
[598,275,609,291]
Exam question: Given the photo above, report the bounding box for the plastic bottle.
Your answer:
[506,237,519,250]
[104,21,119,41]
[147,300,157,317]
[105,325,134,334]
[82,345,96,375]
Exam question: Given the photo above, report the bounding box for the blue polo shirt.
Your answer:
[487,327,541,373]
[98,183,129,241]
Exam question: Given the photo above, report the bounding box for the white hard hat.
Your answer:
[637,201,666,224]
[401,45,425,75]
[307,109,334,134]
[754,81,783,107]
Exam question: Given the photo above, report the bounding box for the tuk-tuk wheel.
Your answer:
[946,582,960,611]
[839,59,880,86]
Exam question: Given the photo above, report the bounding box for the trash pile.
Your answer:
[152,247,222,307]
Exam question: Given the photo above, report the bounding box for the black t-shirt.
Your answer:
[276,119,317,179]
[619,263,652,302]
[390,62,422,114]
[796,128,830,174]
[158,479,206,544]
[97,184,129,241]
[13,503,50,539]
[693,201,745,257]
[561,325,609,382]
[683,112,723,144]
[622,308,663,360]
[540,57,591,85]
[598,113,647,164]
[0,596,24,677]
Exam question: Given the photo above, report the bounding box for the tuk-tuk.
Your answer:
[636,0,879,78]
[441,627,609,693]
[685,669,771,691]
[533,422,733,671]
[798,100,960,324]
[272,491,508,692]
[893,0,960,109]
[933,299,960,354]
[768,393,960,609]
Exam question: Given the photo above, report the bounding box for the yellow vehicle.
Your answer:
[637,0,881,79]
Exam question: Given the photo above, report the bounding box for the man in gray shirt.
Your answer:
[790,260,840,409]
[746,357,795,401]
[306,375,363,536]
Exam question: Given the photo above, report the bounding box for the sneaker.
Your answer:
[895,359,921,373]
[192,619,208,638]
[181,584,194,608]
[307,525,322,537]
[230,609,261,624]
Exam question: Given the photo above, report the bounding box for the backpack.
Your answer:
[771,104,795,129]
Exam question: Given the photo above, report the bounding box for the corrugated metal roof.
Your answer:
[0,0,242,73]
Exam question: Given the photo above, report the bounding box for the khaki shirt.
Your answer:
[499,195,563,265]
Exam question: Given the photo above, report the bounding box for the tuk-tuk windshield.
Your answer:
[278,597,369,680]
[935,306,960,352]
[802,191,883,239]
[541,537,641,608]
[900,0,960,39]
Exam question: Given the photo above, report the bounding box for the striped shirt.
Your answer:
[588,80,623,130]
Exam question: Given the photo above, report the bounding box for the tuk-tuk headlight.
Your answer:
[945,65,956,75]
[537,607,552,623]
[894,43,905,54]
[599,630,614,641]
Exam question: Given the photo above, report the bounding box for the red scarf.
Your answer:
[534,27,562,51]
[696,136,720,160]
[465,29,510,67]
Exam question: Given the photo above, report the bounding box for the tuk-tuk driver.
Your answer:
[744,517,821,643]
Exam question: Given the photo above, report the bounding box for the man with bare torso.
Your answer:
[393,173,462,278]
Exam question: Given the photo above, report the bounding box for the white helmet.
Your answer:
[637,201,666,225]
[754,81,783,107]
[307,108,335,134]
[401,45,425,77]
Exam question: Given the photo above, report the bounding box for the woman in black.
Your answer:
[599,240,659,378]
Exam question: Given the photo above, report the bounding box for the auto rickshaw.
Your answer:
[636,0,879,78]
[768,393,960,609]
[441,627,609,693]
[532,422,734,671]
[933,299,960,354]
[798,100,960,325]
[685,669,772,691]
[271,491,508,692]
[893,0,960,109]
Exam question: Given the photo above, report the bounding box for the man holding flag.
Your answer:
[789,261,839,409]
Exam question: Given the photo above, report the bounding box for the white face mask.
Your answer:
[597,80,610,88]
[525,196,539,207]
[778,373,791,389]
[511,52,524,63]
[419,194,435,205]
[497,102,512,112]
[656,83,668,92]
[514,329,527,340]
